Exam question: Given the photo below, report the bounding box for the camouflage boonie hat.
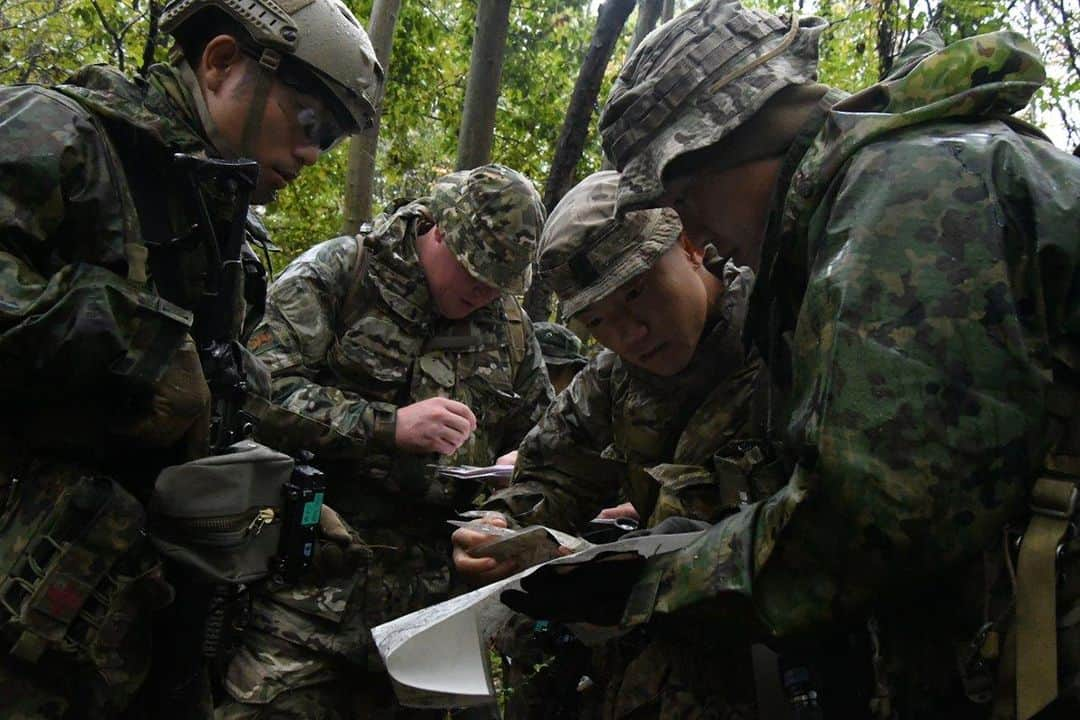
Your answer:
[539,171,682,318]
[428,164,546,294]
[534,322,588,368]
[600,0,827,213]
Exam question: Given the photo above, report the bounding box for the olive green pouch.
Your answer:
[149,440,295,585]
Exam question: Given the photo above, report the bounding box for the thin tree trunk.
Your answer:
[140,0,160,76]
[455,0,512,170]
[342,0,403,232]
[523,0,636,322]
[661,0,675,22]
[628,0,661,55]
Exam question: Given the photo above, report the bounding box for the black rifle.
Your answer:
[172,153,262,452]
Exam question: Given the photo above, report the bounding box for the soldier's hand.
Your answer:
[395,397,478,455]
[594,502,639,522]
[311,504,370,579]
[495,450,518,467]
[111,336,211,455]
[452,514,520,586]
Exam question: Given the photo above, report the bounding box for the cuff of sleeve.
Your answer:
[372,405,397,449]
[621,553,670,627]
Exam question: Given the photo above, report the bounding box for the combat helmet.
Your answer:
[161,0,383,132]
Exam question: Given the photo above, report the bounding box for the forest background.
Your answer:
[2,0,1077,318]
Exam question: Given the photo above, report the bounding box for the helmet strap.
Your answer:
[177,59,237,159]
[238,48,283,159]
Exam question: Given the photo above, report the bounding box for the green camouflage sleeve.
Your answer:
[498,313,556,452]
[0,87,191,406]
[626,129,1072,637]
[486,351,626,531]
[246,237,398,458]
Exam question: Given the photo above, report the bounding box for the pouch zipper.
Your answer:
[162,507,278,546]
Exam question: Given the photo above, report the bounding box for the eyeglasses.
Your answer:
[274,66,354,151]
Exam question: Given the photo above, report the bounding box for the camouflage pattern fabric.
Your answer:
[594,15,1080,718]
[0,62,271,718]
[225,203,554,715]
[427,164,546,294]
[533,322,588,368]
[599,1,827,214]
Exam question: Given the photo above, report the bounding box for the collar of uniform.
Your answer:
[55,64,209,155]
[745,87,846,366]
[367,211,440,328]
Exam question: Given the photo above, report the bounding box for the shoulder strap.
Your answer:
[501,295,527,382]
[336,231,373,337]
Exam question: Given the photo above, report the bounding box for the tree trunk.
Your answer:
[661,0,675,22]
[140,0,161,76]
[522,0,636,322]
[342,0,403,233]
[455,0,512,171]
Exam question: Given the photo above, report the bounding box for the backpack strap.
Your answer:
[501,295,527,382]
[335,230,373,337]
[1014,467,1078,719]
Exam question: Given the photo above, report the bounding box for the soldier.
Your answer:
[453,170,763,718]
[533,322,589,393]
[0,0,381,717]
[220,164,554,718]
[504,1,1080,718]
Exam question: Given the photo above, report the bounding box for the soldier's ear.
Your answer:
[678,233,704,268]
[200,35,245,93]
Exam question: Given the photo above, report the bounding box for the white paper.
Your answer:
[371,530,705,708]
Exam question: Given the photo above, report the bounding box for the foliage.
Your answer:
[1,0,1076,265]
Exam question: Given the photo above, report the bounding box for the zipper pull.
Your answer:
[248,508,275,536]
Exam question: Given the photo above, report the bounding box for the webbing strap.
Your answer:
[239,51,281,160]
[501,295,526,382]
[336,232,372,336]
[1016,476,1077,719]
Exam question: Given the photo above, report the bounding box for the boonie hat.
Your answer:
[534,322,588,368]
[428,164,546,294]
[539,171,681,318]
[600,0,826,213]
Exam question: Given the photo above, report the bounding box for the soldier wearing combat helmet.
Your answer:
[221,164,554,718]
[0,0,380,715]
[504,1,1080,717]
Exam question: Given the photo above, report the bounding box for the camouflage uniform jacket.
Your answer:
[488,259,765,532]
[0,63,270,470]
[628,29,1080,672]
[0,64,270,716]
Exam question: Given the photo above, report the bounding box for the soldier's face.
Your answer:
[577,243,709,377]
[418,227,502,319]
[199,37,326,203]
[662,156,784,272]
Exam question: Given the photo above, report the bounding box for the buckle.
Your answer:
[1030,477,1077,520]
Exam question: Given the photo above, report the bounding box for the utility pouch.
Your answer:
[0,465,165,674]
[149,440,295,585]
